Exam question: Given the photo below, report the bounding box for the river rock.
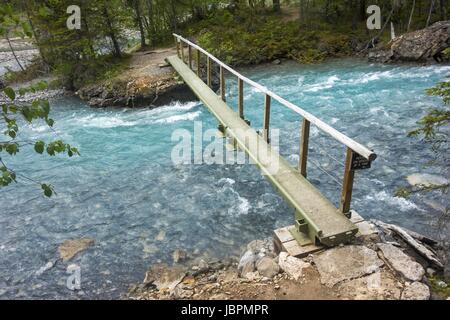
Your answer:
[143,263,186,291]
[377,243,425,282]
[407,173,449,187]
[369,21,450,63]
[256,257,279,278]
[246,238,275,258]
[238,250,257,277]
[58,238,94,262]
[337,270,403,300]
[401,282,430,300]
[278,252,310,281]
[173,249,188,264]
[314,245,384,287]
[35,260,56,276]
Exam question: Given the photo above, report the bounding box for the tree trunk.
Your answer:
[23,2,49,67]
[273,0,281,12]
[133,0,146,48]
[439,0,446,20]
[103,6,122,57]
[146,0,156,46]
[6,34,25,72]
[407,0,416,31]
[426,0,436,27]
[169,0,177,32]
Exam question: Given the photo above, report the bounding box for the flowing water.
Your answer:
[1,59,449,299]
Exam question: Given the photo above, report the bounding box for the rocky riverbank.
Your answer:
[127,218,449,301]
[368,21,450,63]
[76,48,197,108]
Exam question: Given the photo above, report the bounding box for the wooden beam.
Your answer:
[263,94,271,143]
[196,49,201,77]
[188,45,192,69]
[181,42,185,63]
[207,56,212,87]
[238,78,244,119]
[172,34,376,162]
[175,37,180,58]
[167,54,358,247]
[299,118,310,178]
[340,148,355,214]
[220,66,226,102]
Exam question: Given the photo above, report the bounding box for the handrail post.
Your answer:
[188,45,192,70]
[175,37,180,58]
[263,94,271,143]
[340,148,355,215]
[196,49,201,77]
[238,78,244,119]
[207,57,212,87]
[220,66,226,102]
[299,118,310,177]
[181,41,185,63]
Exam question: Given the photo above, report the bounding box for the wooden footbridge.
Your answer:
[169,34,377,248]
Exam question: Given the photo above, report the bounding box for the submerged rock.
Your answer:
[35,260,56,276]
[401,282,430,300]
[278,252,310,281]
[314,245,384,287]
[173,249,188,264]
[407,173,449,188]
[377,243,425,282]
[58,238,94,262]
[143,263,186,291]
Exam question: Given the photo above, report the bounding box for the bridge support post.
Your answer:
[299,119,310,178]
[340,148,355,217]
[188,45,193,70]
[175,37,180,58]
[207,57,212,87]
[238,78,244,119]
[181,42,185,63]
[196,50,201,77]
[220,66,226,102]
[263,95,271,143]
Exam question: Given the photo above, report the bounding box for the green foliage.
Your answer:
[193,10,354,66]
[1,84,79,197]
[409,77,450,141]
[428,276,450,299]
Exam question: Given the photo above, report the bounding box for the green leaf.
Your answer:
[46,118,54,127]
[3,87,15,101]
[5,143,18,155]
[34,141,45,154]
[41,184,53,197]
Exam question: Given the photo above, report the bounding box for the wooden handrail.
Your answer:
[173,33,377,162]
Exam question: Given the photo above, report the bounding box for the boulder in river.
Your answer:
[407,173,449,188]
[58,238,94,262]
[369,21,450,63]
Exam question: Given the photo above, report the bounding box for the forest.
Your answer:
[1,0,449,89]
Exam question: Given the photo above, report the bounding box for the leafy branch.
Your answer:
[0,82,79,197]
